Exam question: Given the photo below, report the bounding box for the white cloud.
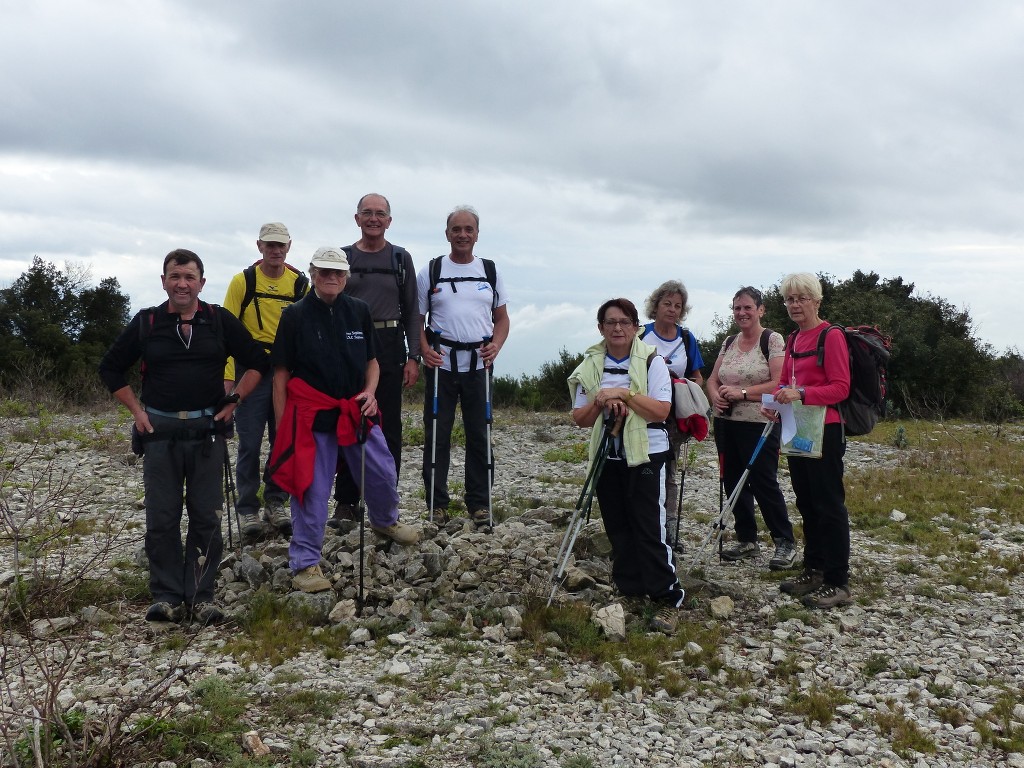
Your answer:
[1,0,1020,377]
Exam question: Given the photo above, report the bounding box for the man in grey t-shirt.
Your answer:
[330,193,420,526]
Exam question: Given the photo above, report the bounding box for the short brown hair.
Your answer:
[162,249,204,277]
[597,297,639,325]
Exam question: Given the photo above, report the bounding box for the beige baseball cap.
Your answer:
[258,222,290,243]
[310,247,350,270]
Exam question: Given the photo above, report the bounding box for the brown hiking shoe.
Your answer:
[326,502,359,530]
[264,500,291,534]
[780,569,824,597]
[292,564,333,593]
[371,521,422,545]
[650,603,680,634]
[430,507,450,524]
[802,584,854,610]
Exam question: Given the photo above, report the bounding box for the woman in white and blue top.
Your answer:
[640,280,705,550]
[568,298,685,633]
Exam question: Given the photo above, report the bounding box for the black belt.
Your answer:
[145,406,216,420]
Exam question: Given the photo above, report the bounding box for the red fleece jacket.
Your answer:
[268,378,363,505]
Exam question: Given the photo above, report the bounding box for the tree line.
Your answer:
[491,270,1022,422]
[1,260,1020,421]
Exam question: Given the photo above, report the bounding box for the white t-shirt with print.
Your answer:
[416,256,508,373]
[573,353,672,455]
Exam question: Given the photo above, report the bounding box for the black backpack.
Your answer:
[788,324,892,436]
[426,255,498,317]
[238,261,309,335]
[342,244,409,318]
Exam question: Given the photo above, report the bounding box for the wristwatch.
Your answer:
[409,355,422,364]
[797,387,806,401]
[222,392,241,406]
[741,389,747,401]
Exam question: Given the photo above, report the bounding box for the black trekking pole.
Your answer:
[223,446,240,551]
[357,412,369,617]
[428,334,442,524]
[689,420,774,575]
[673,436,689,554]
[717,447,725,561]
[483,335,494,530]
[548,415,621,606]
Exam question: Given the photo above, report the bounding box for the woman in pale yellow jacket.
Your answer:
[567,297,686,634]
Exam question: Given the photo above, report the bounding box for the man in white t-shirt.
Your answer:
[417,206,510,526]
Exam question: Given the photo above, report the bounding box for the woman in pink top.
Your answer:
[773,273,852,610]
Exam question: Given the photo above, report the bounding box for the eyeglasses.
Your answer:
[358,209,390,219]
[602,319,636,328]
[784,295,814,306]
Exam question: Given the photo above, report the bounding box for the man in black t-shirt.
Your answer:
[99,249,268,626]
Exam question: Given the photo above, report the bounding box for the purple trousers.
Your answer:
[289,426,400,572]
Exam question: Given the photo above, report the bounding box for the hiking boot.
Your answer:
[768,538,798,571]
[327,502,359,530]
[371,521,422,545]
[145,602,184,623]
[292,564,333,593]
[617,595,648,616]
[801,583,854,610]
[720,540,759,561]
[238,511,262,537]
[470,509,491,528]
[650,603,680,634]
[190,602,225,626]
[780,569,824,597]
[264,500,291,535]
[430,507,450,524]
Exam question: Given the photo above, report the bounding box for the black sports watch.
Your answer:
[222,392,241,405]
[409,355,423,364]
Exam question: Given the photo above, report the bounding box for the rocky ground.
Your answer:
[1,408,1023,767]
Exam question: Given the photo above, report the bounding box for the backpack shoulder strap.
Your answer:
[723,333,738,354]
[138,306,158,345]
[391,245,407,287]
[639,322,653,340]
[482,258,497,309]
[814,324,846,367]
[238,263,259,318]
[286,263,309,300]
[426,256,443,317]
[197,300,225,345]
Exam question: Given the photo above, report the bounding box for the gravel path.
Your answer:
[1,409,1022,768]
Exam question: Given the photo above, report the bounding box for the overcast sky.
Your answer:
[2,1,1020,378]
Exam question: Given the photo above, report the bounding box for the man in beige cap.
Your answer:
[267,247,420,594]
[223,223,310,538]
